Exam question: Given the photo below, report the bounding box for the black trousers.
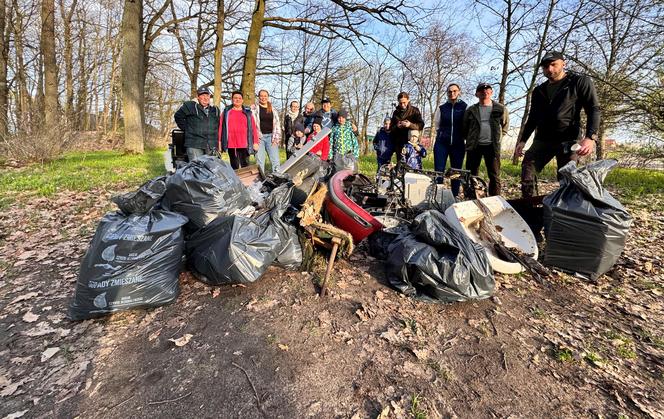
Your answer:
[521,141,578,198]
[228,148,250,170]
[465,144,501,196]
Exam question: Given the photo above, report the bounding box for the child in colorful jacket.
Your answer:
[329,109,359,160]
[401,130,427,170]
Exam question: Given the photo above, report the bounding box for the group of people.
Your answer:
[174,89,360,173]
[374,52,600,199]
[175,51,600,199]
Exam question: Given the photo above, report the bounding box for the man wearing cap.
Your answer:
[463,82,509,196]
[174,86,220,161]
[390,92,425,156]
[314,97,338,129]
[515,51,601,198]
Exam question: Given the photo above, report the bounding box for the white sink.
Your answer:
[444,196,538,274]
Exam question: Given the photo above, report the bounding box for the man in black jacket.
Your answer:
[390,92,425,153]
[515,52,601,197]
[174,86,220,161]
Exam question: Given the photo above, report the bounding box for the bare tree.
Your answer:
[41,0,58,127]
[213,0,224,106]
[0,0,8,135]
[121,0,145,153]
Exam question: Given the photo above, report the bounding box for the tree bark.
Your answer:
[59,0,77,126]
[41,0,59,128]
[121,0,145,153]
[0,0,8,135]
[12,0,30,133]
[498,0,513,105]
[213,0,224,106]
[76,16,88,130]
[240,0,265,102]
[512,0,557,164]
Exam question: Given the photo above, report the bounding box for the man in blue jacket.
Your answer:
[433,83,467,197]
[174,86,220,161]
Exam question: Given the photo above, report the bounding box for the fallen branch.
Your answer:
[471,199,550,284]
[232,362,266,417]
[148,392,191,406]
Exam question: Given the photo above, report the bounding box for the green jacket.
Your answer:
[174,101,220,150]
[463,100,509,154]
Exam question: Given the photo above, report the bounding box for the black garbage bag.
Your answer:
[332,152,359,173]
[543,159,632,280]
[68,210,188,320]
[162,155,251,231]
[186,184,301,284]
[112,176,167,215]
[385,210,494,303]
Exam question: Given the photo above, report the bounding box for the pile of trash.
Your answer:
[69,156,316,320]
[68,153,633,320]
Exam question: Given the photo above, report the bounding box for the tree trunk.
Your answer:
[213,0,225,106]
[498,0,513,105]
[59,0,77,126]
[76,17,88,130]
[0,0,8,136]
[41,0,59,128]
[12,0,29,133]
[121,0,145,153]
[512,0,557,164]
[240,0,265,102]
[596,118,606,160]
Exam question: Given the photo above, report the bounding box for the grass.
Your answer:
[409,393,427,419]
[0,149,164,208]
[553,346,574,362]
[1,147,661,211]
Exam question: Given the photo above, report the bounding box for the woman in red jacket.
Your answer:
[218,91,260,169]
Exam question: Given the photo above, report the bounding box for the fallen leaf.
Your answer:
[41,347,60,362]
[3,410,28,419]
[0,380,24,397]
[278,344,289,351]
[10,292,38,305]
[21,322,57,337]
[211,289,221,298]
[22,311,39,323]
[233,351,243,356]
[148,329,162,342]
[168,334,193,347]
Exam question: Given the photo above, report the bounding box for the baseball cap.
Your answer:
[321,97,331,104]
[476,82,492,91]
[540,51,565,66]
[196,86,211,96]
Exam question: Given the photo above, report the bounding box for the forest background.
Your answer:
[0,0,662,166]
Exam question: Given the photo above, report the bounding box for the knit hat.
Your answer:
[409,130,421,139]
[338,109,349,119]
[294,122,305,133]
[313,116,323,126]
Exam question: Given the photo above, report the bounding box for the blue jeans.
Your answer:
[255,133,281,173]
[434,140,465,197]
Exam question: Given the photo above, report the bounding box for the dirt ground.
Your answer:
[1,180,663,419]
